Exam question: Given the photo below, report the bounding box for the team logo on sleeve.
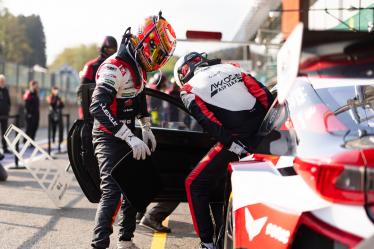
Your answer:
[118,65,127,76]
[210,73,242,97]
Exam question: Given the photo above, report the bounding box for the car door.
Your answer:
[68,85,215,203]
[141,88,215,202]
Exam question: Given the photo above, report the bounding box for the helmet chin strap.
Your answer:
[153,69,163,86]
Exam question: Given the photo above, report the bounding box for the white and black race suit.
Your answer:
[181,63,273,244]
[89,52,149,249]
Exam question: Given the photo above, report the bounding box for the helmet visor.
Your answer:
[150,44,173,68]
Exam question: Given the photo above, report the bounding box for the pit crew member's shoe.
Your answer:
[117,240,140,249]
[139,216,171,233]
[136,212,144,224]
[198,242,216,249]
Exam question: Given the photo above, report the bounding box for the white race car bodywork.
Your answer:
[230,158,374,248]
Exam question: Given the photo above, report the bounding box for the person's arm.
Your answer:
[136,91,150,120]
[241,72,273,110]
[23,91,33,116]
[180,84,233,146]
[58,96,64,109]
[5,88,11,113]
[89,63,124,135]
[78,61,96,99]
[80,63,95,84]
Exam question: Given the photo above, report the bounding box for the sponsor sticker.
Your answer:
[104,78,115,86]
[106,65,116,71]
[210,73,242,97]
[118,65,127,76]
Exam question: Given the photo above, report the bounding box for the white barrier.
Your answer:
[4,124,73,207]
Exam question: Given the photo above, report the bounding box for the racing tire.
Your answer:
[223,194,234,249]
[0,163,8,181]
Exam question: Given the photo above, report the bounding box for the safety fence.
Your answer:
[0,61,80,107]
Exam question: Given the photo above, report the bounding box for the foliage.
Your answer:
[49,44,99,72]
[0,9,32,65]
[0,8,46,67]
[18,14,46,67]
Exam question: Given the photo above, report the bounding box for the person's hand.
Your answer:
[139,117,157,152]
[141,128,156,152]
[115,123,151,160]
[228,141,248,156]
[126,135,151,160]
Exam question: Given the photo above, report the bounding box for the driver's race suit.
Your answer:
[180,63,273,244]
[89,52,149,249]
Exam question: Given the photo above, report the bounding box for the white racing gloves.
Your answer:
[139,117,157,152]
[228,141,248,156]
[115,123,151,160]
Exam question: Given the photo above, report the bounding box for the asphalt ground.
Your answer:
[0,129,199,249]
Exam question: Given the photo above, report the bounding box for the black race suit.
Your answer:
[47,95,64,143]
[180,63,273,243]
[24,90,40,140]
[0,87,11,150]
[89,52,149,249]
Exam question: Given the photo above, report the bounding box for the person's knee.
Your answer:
[100,188,121,201]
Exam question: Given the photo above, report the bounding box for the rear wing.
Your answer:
[277,26,374,104]
[276,23,304,104]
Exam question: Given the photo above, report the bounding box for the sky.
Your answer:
[3,0,251,65]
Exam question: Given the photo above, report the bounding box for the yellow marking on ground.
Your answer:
[150,217,169,249]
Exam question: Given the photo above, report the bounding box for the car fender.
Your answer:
[230,159,330,249]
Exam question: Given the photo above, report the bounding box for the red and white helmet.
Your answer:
[131,12,177,72]
[173,52,209,87]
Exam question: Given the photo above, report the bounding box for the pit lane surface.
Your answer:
[0,153,199,249]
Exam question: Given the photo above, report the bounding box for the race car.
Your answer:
[222,27,374,249]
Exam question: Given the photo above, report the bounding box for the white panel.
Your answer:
[312,205,374,238]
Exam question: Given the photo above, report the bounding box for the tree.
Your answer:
[49,44,99,72]
[0,9,32,64]
[18,14,46,67]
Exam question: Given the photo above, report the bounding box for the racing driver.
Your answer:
[89,12,176,249]
[174,52,273,249]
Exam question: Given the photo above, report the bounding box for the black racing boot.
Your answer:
[139,216,171,233]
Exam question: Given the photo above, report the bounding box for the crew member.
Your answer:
[78,36,118,119]
[0,74,11,153]
[47,86,64,144]
[24,80,40,140]
[90,12,176,249]
[174,52,273,249]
